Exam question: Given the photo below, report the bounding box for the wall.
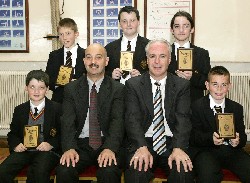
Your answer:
[0,0,250,71]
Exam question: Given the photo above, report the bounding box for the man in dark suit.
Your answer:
[124,39,194,183]
[105,6,149,84]
[0,70,61,183]
[189,66,250,183]
[46,18,86,104]
[168,11,211,103]
[56,43,125,183]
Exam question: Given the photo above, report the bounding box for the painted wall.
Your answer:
[0,0,250,71]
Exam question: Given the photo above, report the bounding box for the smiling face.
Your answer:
[58,26,79,49]
[83,43,109,81]
[205,75,231,104]
[171,16,194,45]
[119,12,140,39]
[25,79,48,106]
[147,41,171,81]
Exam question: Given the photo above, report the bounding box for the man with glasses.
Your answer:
[168,11,211,103]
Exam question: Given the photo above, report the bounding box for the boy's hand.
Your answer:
[14,143,27,152]
[130,69,141,77]
[36,142,53,151]
[213,132,224,145]
[97,149,117,167]
[229,132,240,147]
[112,68,123,79]
[60,149,79,167]
[175,70,192,80]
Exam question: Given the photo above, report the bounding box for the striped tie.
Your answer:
[89,84,102,150]
[153,82,167,155]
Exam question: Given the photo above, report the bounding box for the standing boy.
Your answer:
[189,66,250,183]
[168,11,211,103]
[105,6,149,84]
[0,70,61,183]
[46,18,86,103]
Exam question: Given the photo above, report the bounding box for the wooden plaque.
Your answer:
[216,113,235,139]
[120,51,134,71]
[23,125,40,149]
[177,48,193,71]
[56,65,74,86]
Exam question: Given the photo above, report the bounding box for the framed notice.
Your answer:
[87,0,137,46]
[0,0,29,52]
[144,0,195,43]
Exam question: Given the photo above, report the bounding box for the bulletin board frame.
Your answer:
[87,0,137,46]
[144,0,195,43]
[0,0,29,53]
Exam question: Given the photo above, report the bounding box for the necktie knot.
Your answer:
[34,107,38,116]
[214,105,222,113]
[127,41,131,51]
[155,82,161,90]
[67,51,72,57]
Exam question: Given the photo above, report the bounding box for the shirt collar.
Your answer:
[174,41,190,49]
[87,76,104,93]
[209,94,225,111]
[150,75,167,89]
[30,98,45,114]
[64,44,78,55]
[122,34,138,45]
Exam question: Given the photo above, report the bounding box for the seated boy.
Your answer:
[0,70,62,183]
[189,66,250,183]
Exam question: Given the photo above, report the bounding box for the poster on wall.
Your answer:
[144,0,194,43]
[0,0,29,52]
[87,0,137,46]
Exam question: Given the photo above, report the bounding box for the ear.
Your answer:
[75,31,79,38]
[228,82,232,90]
[105,56,109,66]
[190,27,195,34]
[205,81,209,91]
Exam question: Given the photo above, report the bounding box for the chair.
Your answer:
[14,166,56,183]
[152,168,241,183]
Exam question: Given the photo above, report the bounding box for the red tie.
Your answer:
[89,84,102,150]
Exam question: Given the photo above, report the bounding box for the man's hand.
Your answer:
[60,149,79,167]
[229,132,240,147]
[130,69,141,77]
[36,142,53,151]
[112,68,123,79]
[213,132,224,145]
[130,146,153,172]
[97,149,117,167]
[14,143,27,152]
[175,70,192,80]
[168,148,193,173]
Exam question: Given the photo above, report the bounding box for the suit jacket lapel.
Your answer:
[58,47,65,65]
[43,98,51,138]
[204,95,217,130]
[75,45,84,77]
[164,73,176,121]
[140,73,154,118]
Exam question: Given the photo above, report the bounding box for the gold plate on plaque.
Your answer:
[56,65,74,86]
[120,51,134,71]
[24,125,40,149]
[177,48,193,71]
[216,113,235,139]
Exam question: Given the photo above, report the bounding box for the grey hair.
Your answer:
[145,38,172,57]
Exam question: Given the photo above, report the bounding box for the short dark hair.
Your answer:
[26,70,49,87]
[207,66,230,82]
[170,11,194,29]
[118,6,140,21]
[57,18,78,32]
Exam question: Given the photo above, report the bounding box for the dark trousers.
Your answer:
[124,138,194,183]
[194,145,250,183]
[56,138,122,183]
[0,151,59,183]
